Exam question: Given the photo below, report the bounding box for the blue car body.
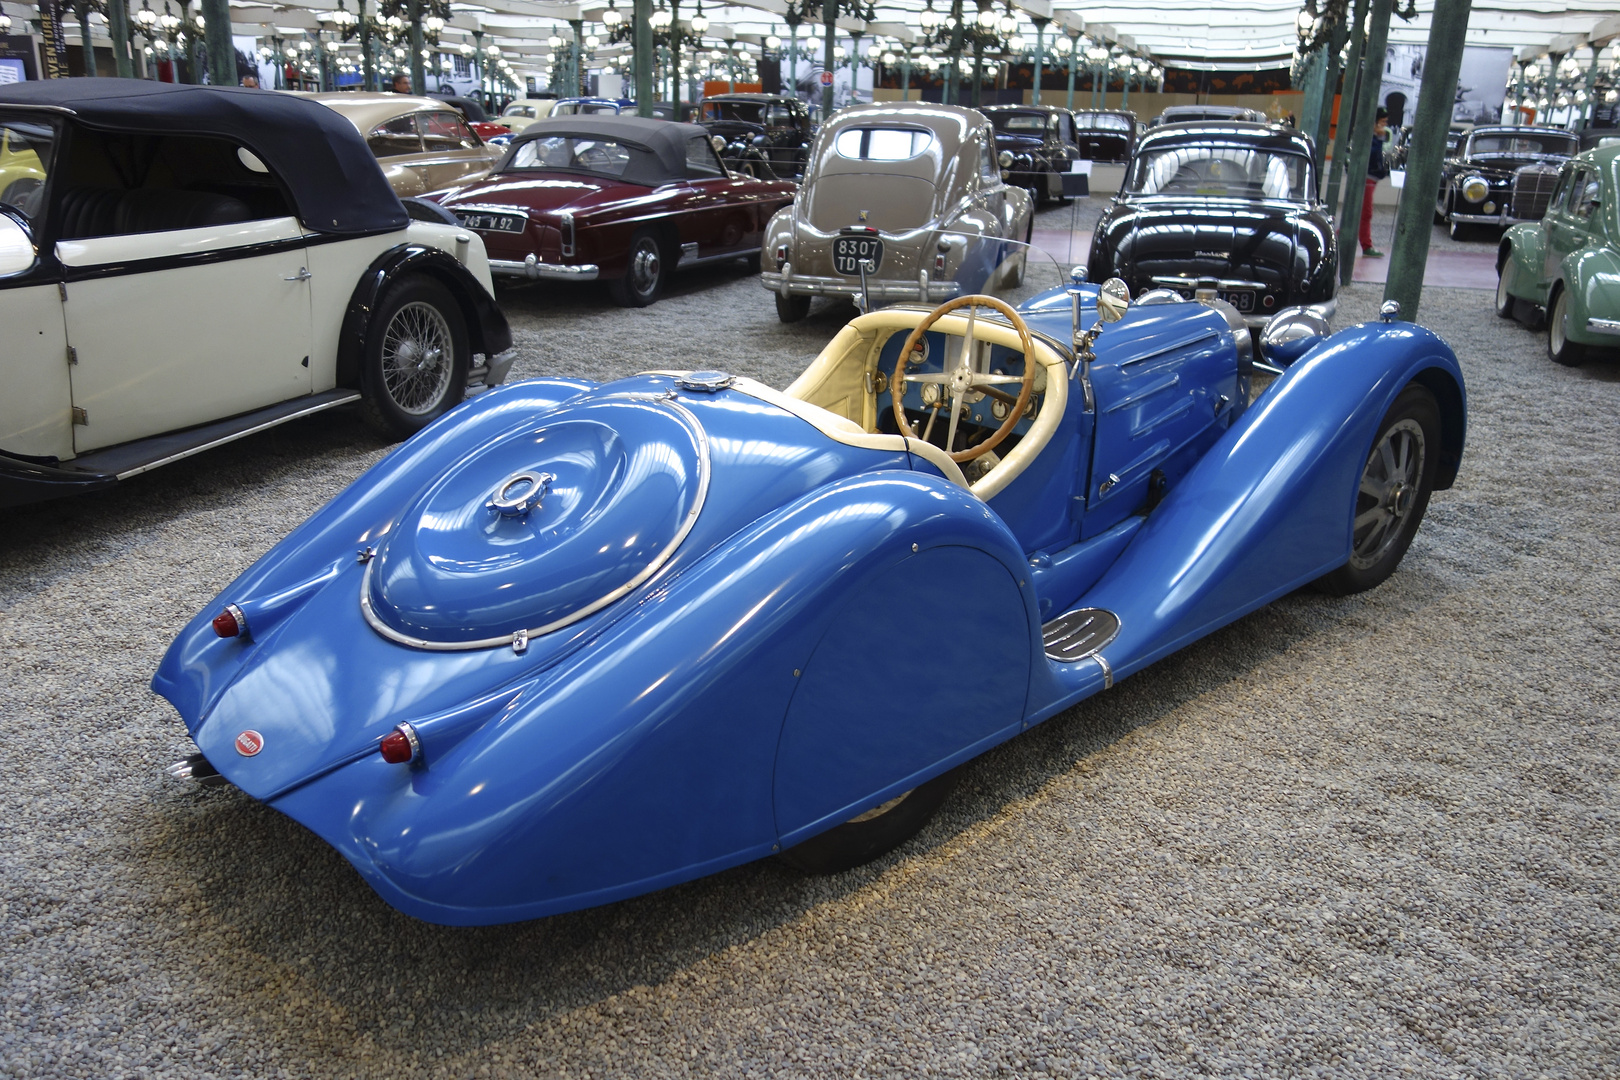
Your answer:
[154,283,1466,925]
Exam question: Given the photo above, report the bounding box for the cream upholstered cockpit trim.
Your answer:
[729,377,972,490]
[779,306,1070,501]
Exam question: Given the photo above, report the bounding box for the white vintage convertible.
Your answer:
[0,79,514,508]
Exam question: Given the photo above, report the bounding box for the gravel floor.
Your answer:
[2,201,1617,1080]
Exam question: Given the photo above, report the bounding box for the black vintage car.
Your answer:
[979,104,1083,204]
[1088,122,1336,328]
[1436,125,1578,239]
[1149,105,1267,128]
[697,93,815,180]
[1070,109,1137,163]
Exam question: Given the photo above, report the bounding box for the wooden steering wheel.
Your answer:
[890,294,1039,463]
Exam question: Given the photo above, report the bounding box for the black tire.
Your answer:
[744,250,762,275]
[1448,216,1471,242]
[775,291,811,323]
[1547,286,1588,367]
[1494,253,1517,319]
[607,228,668,307]
[1434,190,1449,226]
[1005,212,1033,288]
[777,767,962,875]
[359,276,469,440]
[1314,384,1441,597]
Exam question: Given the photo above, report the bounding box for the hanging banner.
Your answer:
[1379,44,1512,129]
[37,0,70,79]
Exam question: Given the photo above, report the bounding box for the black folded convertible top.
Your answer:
[503,115,709,185]
[0,78,407,236]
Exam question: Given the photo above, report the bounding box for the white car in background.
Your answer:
[0,79,513,508]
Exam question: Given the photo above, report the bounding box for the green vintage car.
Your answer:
[1496,144,1620,366]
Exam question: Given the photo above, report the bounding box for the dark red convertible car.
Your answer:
[433,115,796,306]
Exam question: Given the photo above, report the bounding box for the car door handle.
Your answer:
[284,268,312,281]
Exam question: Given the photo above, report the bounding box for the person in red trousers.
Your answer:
[1361,107,1390,257]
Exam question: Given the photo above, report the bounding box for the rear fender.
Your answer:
[334,245,513,389]
[1565,246,1620,347]
[268,471,1037,925]
[1060,320,1465,695]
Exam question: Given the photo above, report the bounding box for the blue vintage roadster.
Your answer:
[155,280,1465,925]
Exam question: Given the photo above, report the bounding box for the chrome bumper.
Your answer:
[1587,317,1620,337]
[1450,210,1536,226]
[489,255,600,282]
[761,263,962,303]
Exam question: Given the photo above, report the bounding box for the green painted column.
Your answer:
[1337,0,1393,283]
[1383,0,1473,321]
[1309,19,1347,173]
[1298,47,1325,137]
[635,0,653,114]
[1031,19,1045,106]
[944,1,963,105]
[201,0,233,85]
[107,0,134,77]
[1065,36,1076,110]
[1323,0,1369,220]
[408,0,426,94]
[821,3,837,118]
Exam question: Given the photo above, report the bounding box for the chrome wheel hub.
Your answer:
[1350,418,1425,570]
[631,244,660,292]
[382,301,453,415]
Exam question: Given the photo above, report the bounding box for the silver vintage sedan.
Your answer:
[761,102,1033,322]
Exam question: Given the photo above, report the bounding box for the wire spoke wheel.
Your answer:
[359,276,469,440]
[1350,418,1425,571]
[381,301,454,415]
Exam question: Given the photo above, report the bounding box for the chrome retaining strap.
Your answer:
[359,391,711,652]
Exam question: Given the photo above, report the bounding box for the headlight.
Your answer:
[1461,176,1489,203]
[998,150,1014,168]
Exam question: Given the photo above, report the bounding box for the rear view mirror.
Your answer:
[1096,277,1131,323]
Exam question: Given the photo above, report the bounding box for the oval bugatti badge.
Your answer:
[234,730,264,757]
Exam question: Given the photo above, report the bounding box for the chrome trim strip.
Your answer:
[113,392,362,479]
[678,245,763,268]
[1585,318,1620,337]
[359,391,711,652]
[760,270,961,301]
[489,256,600,281]
[1150,275,1271,290]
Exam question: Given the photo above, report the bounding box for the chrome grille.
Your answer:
[1510,165,1561,220]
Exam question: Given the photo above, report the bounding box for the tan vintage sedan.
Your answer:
[761,102,1034,322]
[301,93,503,197]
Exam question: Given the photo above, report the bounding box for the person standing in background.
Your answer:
[1361,107,1390,257]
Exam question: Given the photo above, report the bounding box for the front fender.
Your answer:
[1064,319,1466,693]
[1501,222,1547,303]
[1563,245,1620,346]
[335,245,513,388]
[268,471,1038,925]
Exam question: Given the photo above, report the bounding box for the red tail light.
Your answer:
[379,723,420,764]
[212,604,246,638]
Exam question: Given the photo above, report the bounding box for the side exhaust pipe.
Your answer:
[166,753,230,788]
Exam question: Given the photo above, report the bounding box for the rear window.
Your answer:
[1074,112,1132,133]
[1128,146,1312,201]
[1467,132,1575,156]
[992,113,1050,134]
[833,127,936,162]
[508,136,633,177]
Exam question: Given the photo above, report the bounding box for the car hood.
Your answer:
[436,172,640,215]
[1104,198,1304,287]
[152,376,928,803]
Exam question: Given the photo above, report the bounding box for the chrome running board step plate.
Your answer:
[1041,607,1121,663]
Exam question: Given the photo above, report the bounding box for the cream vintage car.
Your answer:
[303,92,504,198]
[0,79,513,507]
[761,102,1034,322]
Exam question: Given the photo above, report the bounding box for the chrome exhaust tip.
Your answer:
[166,752,230,788]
